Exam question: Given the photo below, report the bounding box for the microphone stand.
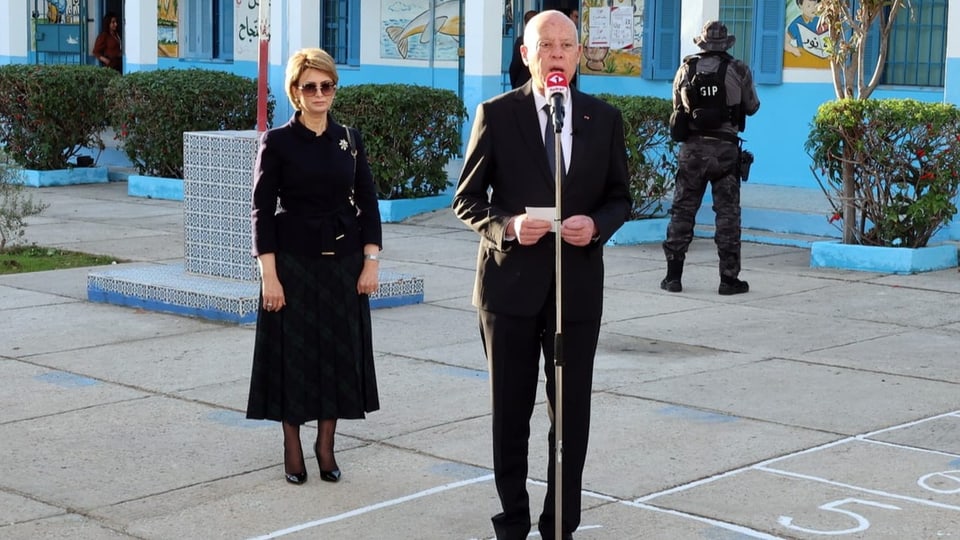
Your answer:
[550,98,565,538]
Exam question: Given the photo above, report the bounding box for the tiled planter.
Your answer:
[810,241,959,274]
[606,217,669,246]
[18,167,109,187]
[128,175,184,201]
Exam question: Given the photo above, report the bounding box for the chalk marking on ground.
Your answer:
[246,473,494,539]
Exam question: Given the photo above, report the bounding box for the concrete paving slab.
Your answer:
[0,284,76,309]
[0,396,283,509]
[30,326,254,394]
[0,489,66,524]
[616,358,959,434]
[576,498,776,540]
[581,393,839,499]
[0,302,218,358]
[648,468,960,539]
[103,444,498,540]
[338,353,490,442]
[868,412,960,455]
[747,281,960,328]
[1,514,135,540]
[1,267,116,300]
[383,260,476,303]
[0,360,147,423]
[592,339,767,390]
[762,438,960,507]
[604,302,902,357]
[799,331,960,383]
[871,267,960,294]
[372,303,481,356]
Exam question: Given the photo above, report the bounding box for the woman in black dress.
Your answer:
[246,48,382,485]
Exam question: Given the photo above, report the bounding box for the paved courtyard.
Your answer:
[1,182,958,539]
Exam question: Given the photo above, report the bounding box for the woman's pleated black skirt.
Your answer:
[246,251,379,425]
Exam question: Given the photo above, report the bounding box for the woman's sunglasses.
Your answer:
[298,82,337,97]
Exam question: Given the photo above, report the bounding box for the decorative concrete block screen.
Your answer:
[183,130,260,281]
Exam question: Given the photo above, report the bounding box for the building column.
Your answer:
[268,0,321,122]
[461,0,506,142]
[0,1,30,64]
[124,1,158,72]
[945,0,960,106]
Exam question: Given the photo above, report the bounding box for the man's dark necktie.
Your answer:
[543,104,565,179]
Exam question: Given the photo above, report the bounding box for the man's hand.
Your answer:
[560,215,597,247]
[511,214,552,245]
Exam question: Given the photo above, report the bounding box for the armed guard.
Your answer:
[662,20,761,295]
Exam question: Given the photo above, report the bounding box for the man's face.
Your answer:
[521,13,581,96]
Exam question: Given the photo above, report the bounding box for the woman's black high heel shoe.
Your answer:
[284,444,308,485]
[315,442,341,483]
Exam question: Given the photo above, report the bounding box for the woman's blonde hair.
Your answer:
[284,48,339,111]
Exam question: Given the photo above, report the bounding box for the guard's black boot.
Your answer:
[660,260,683,293]
[718,276,749,295]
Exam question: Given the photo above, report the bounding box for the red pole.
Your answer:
[257,1,270,132]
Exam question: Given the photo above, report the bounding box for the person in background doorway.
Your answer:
[93,12,122,73]
[509,10,539,89]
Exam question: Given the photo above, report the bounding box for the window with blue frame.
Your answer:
[869,0,948,87]
[642,0,682,80]
[719,0,784,84]
[182,0,234,61]
[321,0,360,65]
[720,0,946,87]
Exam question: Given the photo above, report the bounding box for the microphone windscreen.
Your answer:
[545,72,569,98]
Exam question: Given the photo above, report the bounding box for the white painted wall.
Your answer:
[0,1,29,59]
[462,0,504,76]
[125,1,158,70]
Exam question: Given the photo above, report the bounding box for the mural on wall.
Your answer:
[44,0,81,23]
[783,0,830,68]
[158,0,179,57]
[580,0,642,77]
[235,0,262,61]
[381,0,461,61]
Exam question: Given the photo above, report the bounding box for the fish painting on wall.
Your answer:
[381,0,461,61]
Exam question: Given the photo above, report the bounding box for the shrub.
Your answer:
[0,64,117,170]
[107,69,270,178]
[0,149,47,251]
[333,84,467,199]
[597,94,677,219]
[807,98,960,247]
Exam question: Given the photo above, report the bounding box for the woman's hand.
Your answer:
[261,276,285,312]
[357,256,379,295]
[257,253,284,312]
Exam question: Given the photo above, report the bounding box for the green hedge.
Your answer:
[806,98,960,247]
[597,94,677,219]
[333,84,467,199]
[107,69,270,178]
[0,64,117,170]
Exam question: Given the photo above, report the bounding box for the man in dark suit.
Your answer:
[452,11,630,540]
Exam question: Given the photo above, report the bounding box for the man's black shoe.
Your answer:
[718,278,749,295]
[660,278,682,292]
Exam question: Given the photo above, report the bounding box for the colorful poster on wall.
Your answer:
[235,0,261,61]
[783,0,830,68]
[580,0,642,77]
[158,0,179,57]
[381,0,461,61]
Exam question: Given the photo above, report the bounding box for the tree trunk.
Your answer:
[842,148,856,244]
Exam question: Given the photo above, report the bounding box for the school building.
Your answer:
[1,0,958,198]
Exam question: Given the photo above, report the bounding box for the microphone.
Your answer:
[545,71,568,132]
